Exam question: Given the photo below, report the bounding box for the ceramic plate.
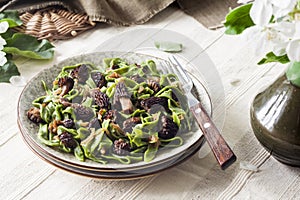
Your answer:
[18,51,211,171]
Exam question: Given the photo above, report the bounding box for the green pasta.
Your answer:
[27,58,195,164]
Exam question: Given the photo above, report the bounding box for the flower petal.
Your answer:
[0,21,9,33]
[287,39,300,61]
[0,51,7,66]
[9,76,27,87]
[272,0,297,20]
[270,0,296,9]
[250,0,273,26]
[0,36,6,48]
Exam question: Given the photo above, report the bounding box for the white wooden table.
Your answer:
[1,6,300,200]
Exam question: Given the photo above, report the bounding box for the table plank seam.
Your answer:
[6,167,56,200]
[216,148,270,200]
[0,128,18,147]
[120,175,157,200]
[278,174,300,200]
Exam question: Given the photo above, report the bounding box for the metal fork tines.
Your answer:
[167,56,199,107]
[160,57,199,108]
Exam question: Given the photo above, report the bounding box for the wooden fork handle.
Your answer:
[190,103,236,170]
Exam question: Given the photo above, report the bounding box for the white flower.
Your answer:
[286,39,300,61]
[250,0,273,26]
[0,21,9,66]
[249,0,296,26]
[239,0,300,62]
[0,21,9,33]
[9,75,26,87]
[0,51,7,66]
[242,26,272,55]
[267,21,295,56]
[0,36,6,50]
[271,0,297,19]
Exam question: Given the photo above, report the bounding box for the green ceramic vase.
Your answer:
[250,75,300,166]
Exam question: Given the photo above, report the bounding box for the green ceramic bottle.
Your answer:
[250,75,300,166]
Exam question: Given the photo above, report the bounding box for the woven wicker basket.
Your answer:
[13,7,96,40]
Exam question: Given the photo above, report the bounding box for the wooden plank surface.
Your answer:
[1,6,300,200]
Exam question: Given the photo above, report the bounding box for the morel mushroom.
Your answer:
[123,117,141,133]
[59,132,77,149]
[147,79,161,93]
[62,119,75,128]
[91,72,107,88]
[57,76,74,96]
[72,104,94,121]
[27,107,43,123]
[114,81,133,114]
[70,64,89,84]
[140,97,170,113]
[101,109,123,124]
[92,90,110,109]
[113,138,131,156]
[158,116,179,139]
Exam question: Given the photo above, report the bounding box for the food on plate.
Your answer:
[27,57,195,164]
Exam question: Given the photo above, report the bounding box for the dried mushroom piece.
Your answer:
[57,76,74,96]
[140,97,170,113]
[158,116,179,139]
[70,64,89,84]
[92,90,110,109]
[72,104,94,121]
[59,132,77,149]
[147,79,161,93]
[27,107,43,123]
[123,117,141,133]
[114,81,134,114]
[62,119,75,128]
[101,109,123,124]
[91,72,107,88]
[113,138,131,156]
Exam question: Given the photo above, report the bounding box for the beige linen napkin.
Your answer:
[2,0,237,28]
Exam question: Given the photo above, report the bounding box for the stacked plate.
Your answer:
[17,51,211,180]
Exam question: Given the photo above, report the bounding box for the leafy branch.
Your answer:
[0,10,55,83]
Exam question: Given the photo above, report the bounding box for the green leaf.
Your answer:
[154,41,183,52]
[0,10,22,28]
[0,59,20,82]
[4,33,55,59]
[224,4,255,35]
[286,62,300,87]
[258,52,290,65]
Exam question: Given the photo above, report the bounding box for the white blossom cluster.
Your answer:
[239,0,300,61]
[0,21,8,66]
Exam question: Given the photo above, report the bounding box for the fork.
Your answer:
[162,55,236,170]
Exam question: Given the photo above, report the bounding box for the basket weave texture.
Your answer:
[13,8,96,40]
